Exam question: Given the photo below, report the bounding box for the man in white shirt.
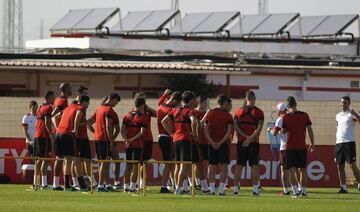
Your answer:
[335,96,360,193]
[21,101,38,157]
[268,102,291,195]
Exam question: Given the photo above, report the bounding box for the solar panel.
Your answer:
[229,14,269,36]
[133,10,179,32]
[307,14,359,36]
[112,10,179,33]
[288,16,328,37]
[191,11,240,33]
[51,9,92,31]
[250,13,299,35]
[170,13,211,34]
[72,8,119,30]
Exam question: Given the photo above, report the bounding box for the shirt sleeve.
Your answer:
[227,113,234,125]
[282,116,287,129]
[21,115,28,126]
[274,117,282,130]
[257,109,265,120]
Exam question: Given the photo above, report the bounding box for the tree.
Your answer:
[162,74,220,97]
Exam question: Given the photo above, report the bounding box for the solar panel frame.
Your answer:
[71,8,120,30]
[190,11,240,33]
[229,14,270,36]
[51,9,92,31]
[307,14,359,37]
[287,16,328,37]
[250,13,300,35]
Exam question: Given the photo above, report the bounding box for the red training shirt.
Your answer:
[94,104,118,141]
[282,111,312,150]
[122,111,149,149]
[234,106,264,143]
[205,108,233,143]
[195,110,209,144]
[34,104,53,139]
[56,103,80,135]
[157,103,173,136]
[169,106,197,142]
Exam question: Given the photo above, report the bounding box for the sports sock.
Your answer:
[170,177,175,186]
[209,182,216,193]
[187,178,192,187]
[98,184,104,189]
[92,176,98,186]
[201,179,209,191]
[357,184,360,189]
[258,181,261,187]
[33,175,37,186]
[124,184,129,190]
[292,185,298,195]
[72,177,79,187]
[53,176,60,188]
[219,182,226,193]
[195,178,201,186]
[341,185,347,191]
[115,181,120,186]
[183,180,189,191]
[140,178,144,187]
[253,184,259,193]
[130,182,136,190]
[283,187,289,193]
[233,185,239,193]
[41,176,47,187]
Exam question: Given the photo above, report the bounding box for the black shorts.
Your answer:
[286,149,307,169]
[192,144,200,163]
[209,143,229,165]
[279,150,286,166]
[126,148,142,163]
[336,142,356,165]
[55,134,76,157]
[143,141,153,161]
[159,136,173,161]
[236,142,260,166]
[174,141,193,162]
[95,141,110,160]
[76,138,91,159]
[34,138,51,158]
[199,144,209,161]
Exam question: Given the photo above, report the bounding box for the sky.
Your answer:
[1,0,360,46]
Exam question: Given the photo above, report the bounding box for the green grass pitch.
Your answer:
[0,185,359,211]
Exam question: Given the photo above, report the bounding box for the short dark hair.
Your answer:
[197,95,208,103]
[79,95,90,104]
[182,91,196,104]
[217,94,229,105]
[59,82,71,92]
[341,96,351,102]
[287,96,297,107]
[44,91,54,99]
[109,93,121,102]
[29,100,38,108]
[135,97,146,107]
[134,92,146,99]
[245,90,256,100]
[171,91,182,103]
[77,85,88,94]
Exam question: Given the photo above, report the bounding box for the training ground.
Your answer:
[0,185,359,211]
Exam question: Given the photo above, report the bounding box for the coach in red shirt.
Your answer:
[233,90,264,196]
[282,96,315,198]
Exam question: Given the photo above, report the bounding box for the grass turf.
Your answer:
[0,185,360,211]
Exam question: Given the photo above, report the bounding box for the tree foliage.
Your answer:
[162,74,220,97]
